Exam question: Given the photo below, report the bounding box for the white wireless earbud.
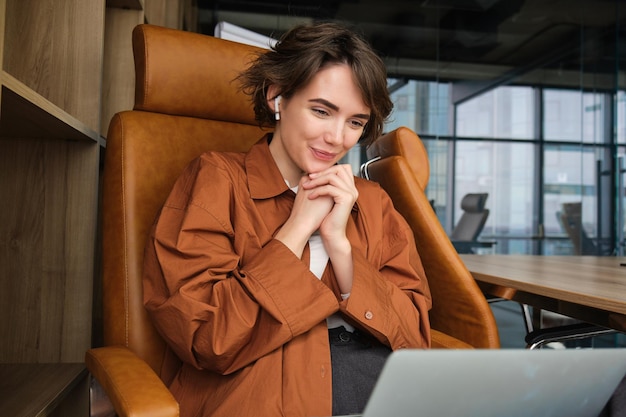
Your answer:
[274,95,282,121]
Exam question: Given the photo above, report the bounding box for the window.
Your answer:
[457,87,534,140]
[386,80,450,137]
[544,89,605,143]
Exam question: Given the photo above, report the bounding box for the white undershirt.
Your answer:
[289,184,354,331]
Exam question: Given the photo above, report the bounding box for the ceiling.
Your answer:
[196,0,626,96]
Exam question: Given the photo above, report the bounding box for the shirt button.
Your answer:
[364,311,374,320]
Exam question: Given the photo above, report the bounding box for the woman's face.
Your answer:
[268,63,370,186]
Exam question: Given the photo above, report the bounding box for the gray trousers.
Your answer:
[329,327,392,416]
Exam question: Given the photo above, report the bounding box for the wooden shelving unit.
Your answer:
[0,0,195,414]
[0,0,104,366]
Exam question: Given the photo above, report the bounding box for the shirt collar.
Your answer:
[245,134,291,199]
[245,134,360,214]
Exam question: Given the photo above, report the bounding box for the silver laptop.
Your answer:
[359,348,626,417]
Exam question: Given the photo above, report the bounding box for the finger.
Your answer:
[306,179,357,205]
[307,184,358,208]
[306,166,355,190]
[335,164,355,181]
[309,164,353,180]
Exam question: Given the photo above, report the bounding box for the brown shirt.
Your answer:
[143,135,432,417]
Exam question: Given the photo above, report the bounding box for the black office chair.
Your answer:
[558,202,612,256]
[522,203,618,349]
[450,193,495,254]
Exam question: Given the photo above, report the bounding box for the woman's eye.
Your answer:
[350,120,365,129]
[313,108,329,117]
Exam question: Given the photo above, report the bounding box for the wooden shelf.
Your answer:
[106,0,143,10]
[1,72,100,142]
[0,363,88,417]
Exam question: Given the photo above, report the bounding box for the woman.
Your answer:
[143,21,431,417]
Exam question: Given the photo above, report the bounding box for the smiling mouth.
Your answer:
[312,148,337,161]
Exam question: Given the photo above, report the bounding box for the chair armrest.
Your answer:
[431,329,474,349]
[85,346,179,417]
[524,322,617,349]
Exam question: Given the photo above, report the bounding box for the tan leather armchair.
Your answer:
[363,127,500,349]
[86,24,266,417]
[86,24,498,417]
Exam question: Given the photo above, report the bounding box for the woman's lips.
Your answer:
[311,148,336,161]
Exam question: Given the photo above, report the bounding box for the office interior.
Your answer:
[1,0,625,415]
[198,0,626,258]
[198,0,626,349]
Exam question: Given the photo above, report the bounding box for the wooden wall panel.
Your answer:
[145,0,183,29]
[3,0,105,132]
[101,8,144,137]
[0,139,98,363]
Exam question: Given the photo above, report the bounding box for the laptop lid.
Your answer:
[362,348,626,417]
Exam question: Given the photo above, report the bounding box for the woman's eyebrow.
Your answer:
[309,98,370,120]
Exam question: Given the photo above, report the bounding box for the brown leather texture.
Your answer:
[102,112,264,380]
[86,346,179,417]
[366,125,430,188]
[431,329,473,349]
[366,127,500,348]
[98,23,266,388]
[132,24,260,124]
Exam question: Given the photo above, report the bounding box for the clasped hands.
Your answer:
[275,164,357,295]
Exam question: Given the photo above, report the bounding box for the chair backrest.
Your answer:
[364,127,500,348]
[450,193,490,241]
[102,24,267,384]
[558,202,598,255]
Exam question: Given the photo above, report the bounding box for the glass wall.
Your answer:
[378,0,626,256]
[383,82,621,255]
[455,87,537,253]
[456,87,535,140]
[543,90,606,143]
[385,81,451,225]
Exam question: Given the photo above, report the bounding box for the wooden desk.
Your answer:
[460,255,626,333]
[0,363,88,417]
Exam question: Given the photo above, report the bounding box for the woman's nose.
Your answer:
[324,120,344,145]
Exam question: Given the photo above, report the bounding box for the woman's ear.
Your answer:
[267,85,281,112]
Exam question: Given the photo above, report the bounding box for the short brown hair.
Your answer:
[237,22,393,146]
